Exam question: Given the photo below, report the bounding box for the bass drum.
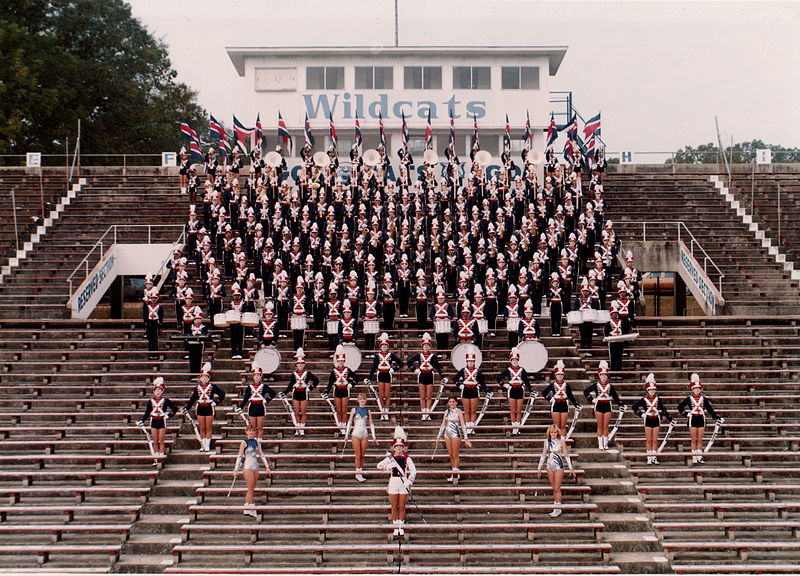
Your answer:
[517,340,549,373]
[340,344,362,371]
[254,347,281,374]
[450,343,483,370]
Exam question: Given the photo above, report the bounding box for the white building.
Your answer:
[225,46,568,160]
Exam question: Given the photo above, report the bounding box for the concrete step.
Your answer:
[140,497,197,515]
[130,514,188,535]
[112,553,175,573]
[607,551,670,574]
[590,495,646,514]
[601,531,661,552]
[596,512,652,532]
[121,533,181,555]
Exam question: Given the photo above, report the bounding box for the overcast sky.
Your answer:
[127,0,799,155]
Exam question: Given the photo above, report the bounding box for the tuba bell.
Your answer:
[313,151,331,168]
[423,149,439,165]
[265,151,283,168]
[362,149,381,167]
[474,150,492,166]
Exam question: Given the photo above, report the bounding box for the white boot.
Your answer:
[602,436,609,450]
[398,520,405,536]
[597,436,604,450]
[646,450,653,464]
[300,423,305,436]
[392,519,400,537]
[549,503,562,518]
[355,468,366,482]
[447,468,456,482]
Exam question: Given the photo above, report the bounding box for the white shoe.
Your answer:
[294,429,301,436]
[549,508,562,518]
[299,428,305,436]
[356,473,366,483]
[398,521,405,536]
[652,456,659,465]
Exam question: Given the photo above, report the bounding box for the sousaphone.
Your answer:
[474,150,492,166]
[423,149,439,165]
[362,149,381,167]
[528,149,545,165]
[313,151,331,168]
[265,151,283,168]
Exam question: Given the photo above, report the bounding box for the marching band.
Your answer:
[136,139,728,528]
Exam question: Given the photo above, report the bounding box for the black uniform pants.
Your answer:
[550,303,562,336]
[579,322,594,350]
[230,324,244,357]
[383,302,396,331]
[187,342,204,375]
[146,320,159,356]
[399,286,410,316]
[435,332,449,352]
[415,301,428,330]
[609,342,624,372]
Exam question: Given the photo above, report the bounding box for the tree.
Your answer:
[668,140,800,164]
[0,0,205,161]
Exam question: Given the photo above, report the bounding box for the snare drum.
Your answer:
[566,311,583,325]
[241,312,259,327]
[326,320,339,335]
[434,318,451,334]
[225,310,242,325]
[581,309,599,324]
[594,310,611,324]
[290,316,307,330]
[213,313,228,328]
[506,317,520,333]
[363,319,380,334]
[477,319,488,334]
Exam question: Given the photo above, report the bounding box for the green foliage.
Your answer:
[668,140,800,164]
[0,0,205,158]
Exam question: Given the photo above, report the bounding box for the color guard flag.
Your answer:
[472,114,480,150]
[181,121,200,143]
[277,111,291,151]
[566,115,578,141]
[522,110,532,149]
[583,112,601,140]
[546,113,558,148]
[378,111,386,149]
[354,119,363,150]
[563,138,575,162]
[448,108,455,150]
[503,114,512,152]
[254,113,264,151]
[303,112,315,148]
[425,109,433,150]
[232,115,253,153]
[209,116,226,141]
[401,111,409,151]
[329,113,337,151]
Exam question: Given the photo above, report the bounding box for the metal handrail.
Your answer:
[66,224,185,298]
[635,221,725,297]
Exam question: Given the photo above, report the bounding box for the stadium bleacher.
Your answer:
[0,164,797,574]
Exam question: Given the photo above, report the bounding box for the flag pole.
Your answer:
[394,0,399,47]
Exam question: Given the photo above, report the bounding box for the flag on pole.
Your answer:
[584,132,597,161]
[378,111,386,149]
[522,110,532,149]
[277,111,291,151]
[425,108,433,150]
[566,115,578,142]
[401,111,409,151]
[254,113,264,152]
[354,119,363,150]
[188,140,203,161]
[209,116,225,141]
[303,112,315,148]
[472,114,480,150]
[329,113,337,151]
[583,112,601,140]
[448,108,456,150]
[563,138,574,163]
[546,113,558,148]
[232,115,253,153]
[181,121,200,143]
[503,114,512,152]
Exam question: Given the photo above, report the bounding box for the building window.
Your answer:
[306,66,344,90]
[403,66,442,89]
[407,137,428,156]
[453,66,491,89]
[355,66,393,89]
[501,66,540,90]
